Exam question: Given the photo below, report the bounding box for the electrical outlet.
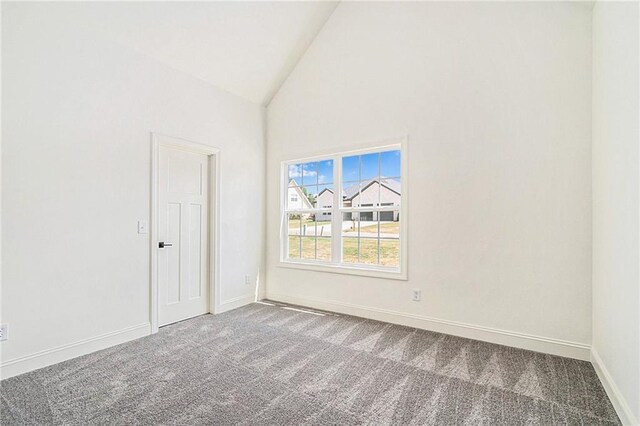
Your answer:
[245,275,251,286]
[0,324,8,341]
[411,289,421,302]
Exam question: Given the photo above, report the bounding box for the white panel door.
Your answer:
[158,146,209,326]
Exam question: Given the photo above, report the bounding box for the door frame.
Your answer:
[150,133,221,334]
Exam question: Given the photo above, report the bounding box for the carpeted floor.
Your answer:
[1,301,620,425]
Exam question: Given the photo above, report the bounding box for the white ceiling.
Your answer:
[72,2,339,105]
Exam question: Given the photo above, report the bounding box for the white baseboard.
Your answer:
[591,348,639,425]
[266,292,591,361]
[0,323,151,380]
[216,294,256,314]
[1,294,257,380]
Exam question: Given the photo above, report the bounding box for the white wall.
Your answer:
[266,2,593,358]
[1,3,264,377]
[592,2,640,424]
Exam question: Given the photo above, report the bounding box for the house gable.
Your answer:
[288,179,313,209]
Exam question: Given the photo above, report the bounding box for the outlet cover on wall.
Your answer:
[412,289,421,301]
[0,324,8,341]
[245,275,251,285]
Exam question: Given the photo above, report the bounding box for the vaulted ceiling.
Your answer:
[68,2,339,105]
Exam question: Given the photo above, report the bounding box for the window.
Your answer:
[281,142,405,279]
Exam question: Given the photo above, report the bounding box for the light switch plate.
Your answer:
[138,220,148,234]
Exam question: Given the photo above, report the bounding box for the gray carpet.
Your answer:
[1,301,620,425]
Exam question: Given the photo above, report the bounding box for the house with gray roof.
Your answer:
[314,178,400,222]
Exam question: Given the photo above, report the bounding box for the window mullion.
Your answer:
[331,155,341,264]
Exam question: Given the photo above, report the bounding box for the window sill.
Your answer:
[278,260,407,281]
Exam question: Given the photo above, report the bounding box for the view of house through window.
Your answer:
[284,147,402,271]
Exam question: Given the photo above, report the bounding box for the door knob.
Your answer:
[159,242,173,248]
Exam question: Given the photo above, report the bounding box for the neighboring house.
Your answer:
[316,188,334,221]
[288,179,313,209]
[343,178,400,221]
[289,178,400,222]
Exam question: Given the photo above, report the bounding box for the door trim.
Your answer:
[150,133,221,334]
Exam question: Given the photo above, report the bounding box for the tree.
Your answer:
[301,187,316,206]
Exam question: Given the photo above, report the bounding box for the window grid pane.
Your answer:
[342,212,358,263]
[380,150,401,178]
[342,181,359,208]
[302,162,317,186]
[287,214,301,259]
[360,152,380,181]
[301,236,315,260]
[317,237,331,261]
[318,160,334,185]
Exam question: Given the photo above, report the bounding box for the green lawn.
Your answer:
[343,237,399,266]
[288,236,331,260]
[342,238,378,265]
[288,236,399,267]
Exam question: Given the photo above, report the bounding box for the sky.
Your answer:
[288,150,401,195]
[342,150,401,182]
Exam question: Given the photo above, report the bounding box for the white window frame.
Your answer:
[279,137,408,280]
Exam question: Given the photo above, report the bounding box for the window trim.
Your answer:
[278,137,408,281]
